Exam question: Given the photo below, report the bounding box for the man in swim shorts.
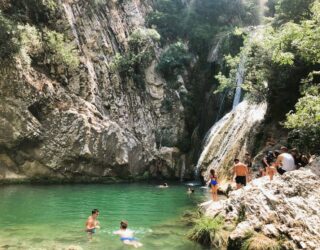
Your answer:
[85,209,100,239]
[233,158,249,189]
[114,221,143,248]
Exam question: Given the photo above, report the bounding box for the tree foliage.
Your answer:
[157,42,191,80]
[274,0,314,24]
[0,1,78,71]
[148,0,261,56]
[285,74,320,153]
[1,0,58,25]
[43,30,79,70]
[215,0,320,152]
[112,28,160,88]
[0,12,20,60]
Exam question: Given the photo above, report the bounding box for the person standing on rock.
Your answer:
[233,158,249,189]
[275,146,296,175]
[207,169,219,201]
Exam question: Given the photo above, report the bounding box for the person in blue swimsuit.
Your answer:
[113,221,143,248]
[208,169,219,201]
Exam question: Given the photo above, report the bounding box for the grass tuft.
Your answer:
[188,215,230,248]
[241,233,281,250]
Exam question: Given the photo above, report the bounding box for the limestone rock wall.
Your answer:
[0,0,189,181]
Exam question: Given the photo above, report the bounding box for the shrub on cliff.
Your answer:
[0,12,20,61]
[157,42,191,80]
[17,24,42,66]
[43,29,79,70]
[1,0,58,26]
[112,28,159,88]
[128,28,160,52]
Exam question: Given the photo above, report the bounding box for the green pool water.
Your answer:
[0,183,209,250]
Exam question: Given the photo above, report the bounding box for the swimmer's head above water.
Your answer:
[120,220,128,229]
[92,208,99,218]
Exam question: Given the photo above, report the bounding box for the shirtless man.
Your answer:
[85,209,100,239]
[233,158,249,189]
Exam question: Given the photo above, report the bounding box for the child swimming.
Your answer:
[113,221,143,248]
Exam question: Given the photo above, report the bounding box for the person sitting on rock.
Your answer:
[300,155,309,167]
[266,162,277,181]
[275,146,296,175]
[261,151,275,175]
[290,148,302,168]
[233,158,249,189]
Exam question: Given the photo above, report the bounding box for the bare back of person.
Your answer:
[233,160,248,189]
[234,163,248,176]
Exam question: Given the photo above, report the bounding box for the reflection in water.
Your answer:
[0,184,208,250]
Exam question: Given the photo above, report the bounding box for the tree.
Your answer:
[274,0,315,25]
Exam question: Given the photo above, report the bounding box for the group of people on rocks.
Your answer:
[206,146,313,201]
[260,146,310,179]
[85,209,143,248]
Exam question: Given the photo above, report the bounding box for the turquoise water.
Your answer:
[0,183,209,250]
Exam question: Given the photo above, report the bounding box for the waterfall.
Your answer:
[195,101,267,178]
[232,56,246,109]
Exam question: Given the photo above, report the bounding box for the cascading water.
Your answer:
[195,25,268,179]
[232,56,246,109]
[195,101,267,177]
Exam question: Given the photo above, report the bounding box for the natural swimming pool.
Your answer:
[0,183,209,250]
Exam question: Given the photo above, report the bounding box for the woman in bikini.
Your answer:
[209,169,219,201]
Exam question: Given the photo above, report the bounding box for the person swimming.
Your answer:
[113,221,143,248]
[158,183,169,188]
[187,187,195,194]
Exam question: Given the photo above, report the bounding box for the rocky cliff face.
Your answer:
[0,0,189,182]
[201,159,320,250]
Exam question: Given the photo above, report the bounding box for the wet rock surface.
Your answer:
[201,160,320,250]
[196,101,267,179]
